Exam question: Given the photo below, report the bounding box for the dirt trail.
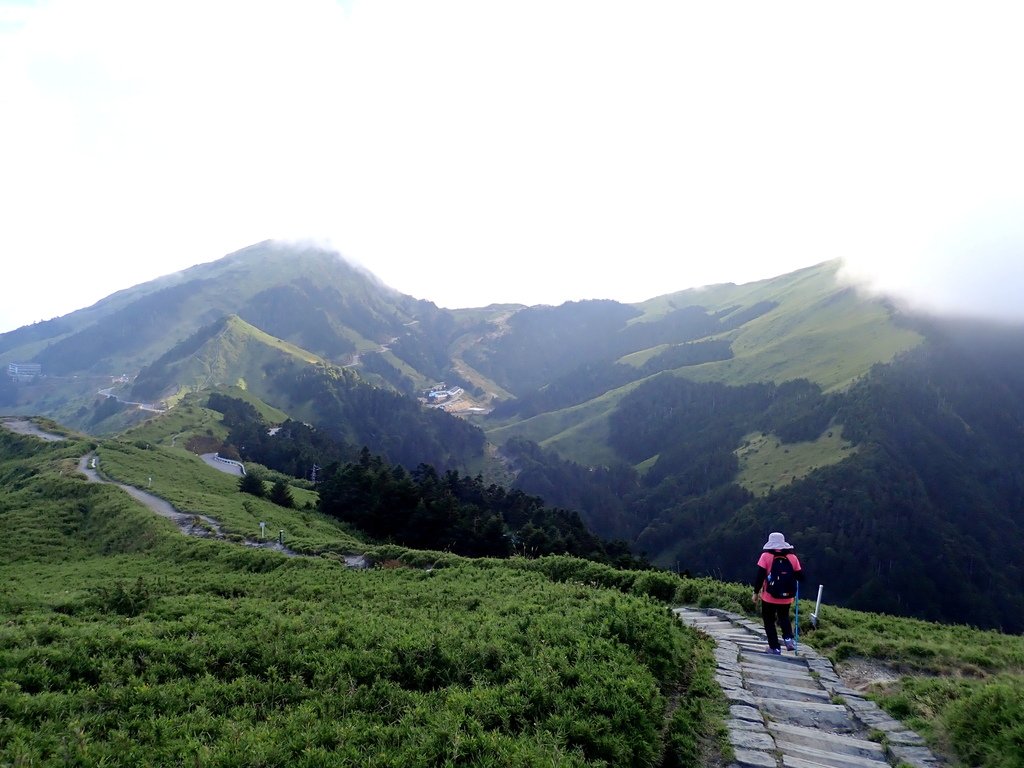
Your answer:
[77,453,298,555]
[0,418,67,442]
[76,453,368,567]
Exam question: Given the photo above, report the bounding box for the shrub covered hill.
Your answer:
[3,241,1024,630]
[0,420,726,766]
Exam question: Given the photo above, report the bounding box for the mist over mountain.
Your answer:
[3,241,1024,629]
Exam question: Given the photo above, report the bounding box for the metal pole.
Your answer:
[811,584,824,628]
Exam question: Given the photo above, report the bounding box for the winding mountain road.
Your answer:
[97,387,166,413]
[77,453,257,544]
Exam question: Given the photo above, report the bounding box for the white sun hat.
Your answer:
[763,532,793,550]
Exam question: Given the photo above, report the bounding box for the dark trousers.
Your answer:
[761,601,793,650]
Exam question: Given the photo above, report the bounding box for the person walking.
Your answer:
[752,531,803,654]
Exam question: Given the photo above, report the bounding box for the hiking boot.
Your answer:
[783,638,796,651]
[765,646,782,655]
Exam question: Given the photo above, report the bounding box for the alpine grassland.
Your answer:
[0,427,726,766]
[636,260,923,392]
[734,429,857,497]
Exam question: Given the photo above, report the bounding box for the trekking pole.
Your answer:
[793,582,800,655]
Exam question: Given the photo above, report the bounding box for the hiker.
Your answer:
[752,531,803,654]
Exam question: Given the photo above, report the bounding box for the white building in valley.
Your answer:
[7,363,41,382]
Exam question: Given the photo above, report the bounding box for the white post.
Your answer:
[259,521,266,540]
[811,585,824,627]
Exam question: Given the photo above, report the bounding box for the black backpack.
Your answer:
[765,554,797,599]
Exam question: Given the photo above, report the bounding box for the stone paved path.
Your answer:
[675,607,943,768]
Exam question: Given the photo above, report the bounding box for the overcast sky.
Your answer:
[3,0,1024,334]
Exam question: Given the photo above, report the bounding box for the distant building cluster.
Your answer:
[425,382,464,405]
[7,363,41,382]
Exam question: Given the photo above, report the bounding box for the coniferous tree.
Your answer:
[269,479,294,508]
[238,472,265,497]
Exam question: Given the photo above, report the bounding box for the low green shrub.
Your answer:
[945,680,1024,768]
[90,576,154,616]
[630,570,679,603]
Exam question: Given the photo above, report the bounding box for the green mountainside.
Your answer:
[129,314,324,406]
[483,261,922,462]
[0,240,449,382]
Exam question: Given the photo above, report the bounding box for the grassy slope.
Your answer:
[487,261,923,467]
[485,383,646,468]
[373,346,433,391]
[447,307,521,402]
[631,261,922,392]
[0,427,726,768]
[151,315,324,408]
[735,429,857,497]
[801,603,1024,768]
[95,439,361,558]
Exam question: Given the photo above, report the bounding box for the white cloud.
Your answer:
[2,0,1024,332]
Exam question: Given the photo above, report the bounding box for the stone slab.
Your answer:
[824,684,869,700]
[724,688,759,707]
[887,744,939,767]
[730,704,765,724]
[733,747,778,768]
[769,722,885,759]
[747,679,831,703]
[742,663,820,683]
[759,699,856,731]
[783,755,883,768]
[745,669,823,689]
[740,651,810,668]
[779,742,889,768]
[741,662,814,681]
[685,617,734,627]
[729,718,769,732]
[716,672,745,689]
[884,730,926,746]
[729,726,776,752]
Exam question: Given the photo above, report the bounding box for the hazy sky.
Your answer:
[3,0,1024,334]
